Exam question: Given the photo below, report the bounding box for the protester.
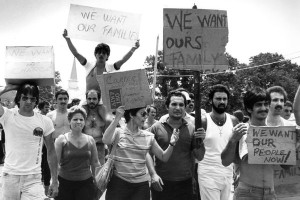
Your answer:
[0,83,58,199]
[38,100,51,115]
[221,87,293,200]
[38,100,52,195]
[82,89,108,165]
[62,29,140,92]
[266,86,294,126]
[143,105,158,129]
[186,93,195,115]
[197,84,239,200]
[102,105,179,200]
[148,90,206,200]
[55,106,101,200]
[47,89,70,139]
[281,100,293,120]
[160,88,195,125]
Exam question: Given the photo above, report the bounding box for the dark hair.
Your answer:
[146,105,157,113]
[189,93,194,100]
[243,87,270,116]
[85,89,101,100]
[266,86,287,102]
[55,89,69,100]
[72,98,81,104]
[94,43,110,59]
[67,106,87,121]
[124,107,145,123]
[233,110,244,122]
[165,90,187,108]
[38,100,50,110]
[284,100,293,109]
[208,84,230,100]
[14,83,39,108]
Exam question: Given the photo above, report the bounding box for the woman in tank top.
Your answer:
[54,106,100,200]
[102,106,179,200]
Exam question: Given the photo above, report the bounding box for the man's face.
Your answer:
[148,107,157,118]
[19,94,37,112]
[186,99,194,114]
[269,92,285,116]
[281,105,292,120]
[95,50,108,63]
[56,94,69,109]
[41,105,50,115]
[168,96,185,120]
[87,91,99,109]
[212,92,228,114]
[249,100,269,121]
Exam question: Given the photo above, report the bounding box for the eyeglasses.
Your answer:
[21,96,37,102]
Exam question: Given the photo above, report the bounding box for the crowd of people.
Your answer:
[0,29,299,200]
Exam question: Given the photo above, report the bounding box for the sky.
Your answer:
[0,0,300,99]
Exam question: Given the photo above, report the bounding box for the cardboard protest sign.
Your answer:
[67,4,141,46]
[246,126,296,165]
[163,9,228,73]
[5,46,55,86]
[97,69,153,112]
[274,146,300,199]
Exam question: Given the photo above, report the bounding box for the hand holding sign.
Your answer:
[62,29,70,39]
[115,106,125,120]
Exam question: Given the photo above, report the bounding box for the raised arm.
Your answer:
[114,40,140,70]
[150,130,179,162]
[62,29,87,65]
[102,106,124,145]
[221,123,247,166]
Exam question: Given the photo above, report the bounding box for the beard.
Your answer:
[88,102,97,109]
[212,102,227,114]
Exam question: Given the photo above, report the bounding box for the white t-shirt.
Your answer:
[0,108,54,175]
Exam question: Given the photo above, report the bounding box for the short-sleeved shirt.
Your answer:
[0,107,54,175]
[148,116,195,181]
[84,60,115,77]
[113,127,155,183]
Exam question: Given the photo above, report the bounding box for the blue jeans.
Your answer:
[234,183,277,200]
[1,173,44,200]
[106,175,150,200]
[151,178,193,200]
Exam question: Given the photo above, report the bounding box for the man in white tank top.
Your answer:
[197,84,239,200]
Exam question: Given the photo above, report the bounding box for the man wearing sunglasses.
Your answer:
[0,83,58,199]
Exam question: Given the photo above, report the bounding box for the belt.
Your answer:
[238,181,275,194]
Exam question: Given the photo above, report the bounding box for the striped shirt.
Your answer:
[113,127,154,183]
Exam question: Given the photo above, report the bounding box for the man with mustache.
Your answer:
[266,86,294,126]
[46,89,70,139]
[221,87,284,200]
[197,84,239,200]
[82,89,107,165]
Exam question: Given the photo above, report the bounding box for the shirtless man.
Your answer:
[82,89,107,165]
[221,87,291,200]
[62,29,140,92]
[46,89,70,139]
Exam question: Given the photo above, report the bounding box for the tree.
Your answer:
[39,71,62,103]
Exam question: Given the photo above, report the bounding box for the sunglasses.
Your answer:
[21,96,37,102]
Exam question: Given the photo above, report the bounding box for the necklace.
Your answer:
[210,113,226,135]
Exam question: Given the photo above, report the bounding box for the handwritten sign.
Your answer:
[97,69,153,112]
[246,126,296,165]
[5,46,55,86]
[67,4,141,46]
[274,145,300,199]
[163,9,228,73]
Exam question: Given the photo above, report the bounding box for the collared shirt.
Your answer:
[148,115,195,181]
[159,112,195,125]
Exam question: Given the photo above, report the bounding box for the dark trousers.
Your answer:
[0,130,5,163]
[41,145,51,186]
[55,176,95,200]
[106,175,150,200]
[152,178,193,200]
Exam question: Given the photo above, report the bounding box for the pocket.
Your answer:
[235,188,251,197]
